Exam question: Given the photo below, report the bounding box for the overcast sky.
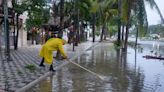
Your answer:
[145,0,164,25]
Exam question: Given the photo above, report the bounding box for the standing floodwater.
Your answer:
[28,41,164,92]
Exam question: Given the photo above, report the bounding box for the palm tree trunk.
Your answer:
[80,22,85,41]
[121,24,125,41]
[73,31,75,51]
[104,27,107,40]
[100,24,105,41]
[56,0,65,59]
[59,0,65,37]
[117,21,121,46]
[146,0,164,23]
[124,25,129,51]
[92,13,96,42]
[15,13,19,50]
[135,26,138,48]
[121,24,125,48]
[124,0,131,52]
[154,4,164,23]
[74,8,79,46]
[77,9,80,43]
[117,0,121,46]
[13,18,16,49]
[0,25,2,51]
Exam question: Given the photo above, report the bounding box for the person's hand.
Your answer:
[62,56,68,59]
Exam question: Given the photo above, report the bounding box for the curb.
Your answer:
[15,42,98,92]
[15,72,52,92]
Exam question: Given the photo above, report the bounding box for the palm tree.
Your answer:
[124,0,132,51]
[99,0,118,41]
[66,0,98,42]
[145,0,164,23]
[117,0,121,46]
[121,0,148,51]
[89,0,99,42]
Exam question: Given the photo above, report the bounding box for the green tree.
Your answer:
[24,0,50,30]
[12,0,50,47]
[24,0,50,44]
[117,0,122,46]
[12,0,28,50]
[120,0,149,51]
[98,0,117,41]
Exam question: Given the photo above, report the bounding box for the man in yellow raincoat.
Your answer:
[39,37,67,71]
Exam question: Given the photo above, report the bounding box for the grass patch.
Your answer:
[17,70,23,75]
[113,41,122,49]
[25,64,36,72]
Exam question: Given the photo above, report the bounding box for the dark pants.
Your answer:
[40,58,54,71]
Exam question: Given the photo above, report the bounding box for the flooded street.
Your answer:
[29,41,164,92]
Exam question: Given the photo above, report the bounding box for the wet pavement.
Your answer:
[28,41,164,92]
[0,41,98,92]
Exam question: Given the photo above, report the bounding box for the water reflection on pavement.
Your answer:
[30,42,164,92]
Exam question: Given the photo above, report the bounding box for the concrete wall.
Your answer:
[0,27,27,48]
[18,28,27,47]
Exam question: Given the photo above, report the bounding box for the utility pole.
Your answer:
[3,0,11,61]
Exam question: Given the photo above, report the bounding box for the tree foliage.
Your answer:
[148,24,164,37]
[21,0,51,31]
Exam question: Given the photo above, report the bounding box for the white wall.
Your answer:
[18,28,27,47]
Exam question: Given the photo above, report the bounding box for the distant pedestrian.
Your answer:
[67,22,75,44]
[45,31,52,42]
[39,37,68,72]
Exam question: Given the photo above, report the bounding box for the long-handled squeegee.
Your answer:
[67,59,106,80]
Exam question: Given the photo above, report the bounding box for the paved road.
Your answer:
[0,41,98,92]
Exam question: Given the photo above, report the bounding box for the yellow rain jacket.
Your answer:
[39,38,67,64]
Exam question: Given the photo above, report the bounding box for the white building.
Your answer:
[0,0,28,48]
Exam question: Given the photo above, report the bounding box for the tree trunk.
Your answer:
[100,24,105,41]
[80,23,85,41]
[74,8,79,46]
[92,13,96,42]
[117,0,121,46]
[58,0,65,38]
[77,9,80,44]
[123,0,131,52]
[103,27,107,40]
[15,14,19,50]
[124,0,131,52]
[121,24,125,41]
[121,24,125,48]
[13,18,16,49]
[124,24,129,51]
[154,2,164,23]
[117,21,121,46]
[73,31,75,51]
[0,25,2,51]
[135,26,138,48]
[56,0,65,59]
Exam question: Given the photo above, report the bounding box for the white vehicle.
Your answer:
[150,34,160,40]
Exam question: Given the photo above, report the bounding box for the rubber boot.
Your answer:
[39,58,45,67]
[49,64,56,72]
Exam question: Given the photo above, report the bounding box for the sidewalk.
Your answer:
[0,40,98,92]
